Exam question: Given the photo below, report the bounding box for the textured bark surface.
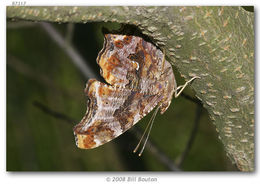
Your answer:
[7,6,254,171]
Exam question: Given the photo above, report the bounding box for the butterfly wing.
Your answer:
[73,79,162,149]
[73,34,175,149]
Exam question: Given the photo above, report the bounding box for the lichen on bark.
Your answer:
[7,6,254,171]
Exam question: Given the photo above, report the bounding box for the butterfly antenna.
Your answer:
[138,106,159,156]
[133,115,152,153]
[133,106,159,155]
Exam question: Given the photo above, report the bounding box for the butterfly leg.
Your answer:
[162,49,166,71]
[174,76,200,98]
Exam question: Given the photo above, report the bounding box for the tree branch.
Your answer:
[7,6,254,171]
[176,104,202,167]
[39,22,99,80]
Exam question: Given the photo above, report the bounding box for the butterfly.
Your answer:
[73,34,198,155]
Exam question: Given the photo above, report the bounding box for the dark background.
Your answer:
[7,20,238,171]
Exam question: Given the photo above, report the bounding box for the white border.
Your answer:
[1,0,258,186]
[3,0,258,6]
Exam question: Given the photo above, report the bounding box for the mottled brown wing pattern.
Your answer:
[73,34,176,149]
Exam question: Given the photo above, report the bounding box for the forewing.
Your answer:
[97,34,141,87]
